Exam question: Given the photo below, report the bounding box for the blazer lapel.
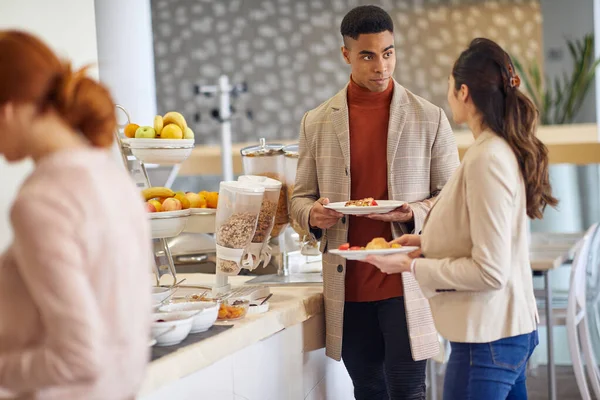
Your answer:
[387,80,410,172]
[330,85,351,169]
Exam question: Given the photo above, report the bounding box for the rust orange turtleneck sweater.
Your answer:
[345,77,403,302]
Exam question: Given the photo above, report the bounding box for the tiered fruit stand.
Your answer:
[114,105,215,286]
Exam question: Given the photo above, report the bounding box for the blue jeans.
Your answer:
[443,330,539,400]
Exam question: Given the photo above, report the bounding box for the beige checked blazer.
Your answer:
[290,80,460,361]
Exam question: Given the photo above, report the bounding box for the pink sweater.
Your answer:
[0,149,152,400]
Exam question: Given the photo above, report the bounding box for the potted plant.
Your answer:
[514,34,600,125]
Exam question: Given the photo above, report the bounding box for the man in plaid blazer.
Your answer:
[290,5,459,400]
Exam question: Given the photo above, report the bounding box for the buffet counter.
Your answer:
[178,123,600,176]
[138,272,355,400]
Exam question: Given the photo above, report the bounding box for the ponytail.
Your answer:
[50,64,116,148]
[503,88,558,219]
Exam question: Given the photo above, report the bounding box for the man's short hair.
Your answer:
[340,5,394,41]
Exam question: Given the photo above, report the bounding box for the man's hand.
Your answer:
[365,203,413,223]
[309,198,343,230]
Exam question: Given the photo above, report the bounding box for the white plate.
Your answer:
[122,138,195,149]
[189,208,217,215]
[184,213,216,234]
[150,213,190,239]
[149,209,191,219]
[329,246,419,260]
[324,200,406,215]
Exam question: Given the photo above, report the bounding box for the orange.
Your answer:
[124,123,140,138]
[206,192,219,208]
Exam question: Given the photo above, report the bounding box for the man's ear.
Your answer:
[341,46,351,65]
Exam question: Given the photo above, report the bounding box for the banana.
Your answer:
[163,111,187,132]
[142,187,174,201]
[153,115,164,137]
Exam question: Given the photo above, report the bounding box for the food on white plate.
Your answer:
[345,197,378,207]
[337,237,401,251]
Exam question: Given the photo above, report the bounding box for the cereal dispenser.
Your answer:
[283,144,320,256]
[240,138,289,238]
[214,181,264,293]
[237,175,282,270]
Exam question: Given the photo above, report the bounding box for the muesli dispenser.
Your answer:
[240,138,289,238]
[214,181,264,292]
[237,175,282,270]
[283,143,320,256]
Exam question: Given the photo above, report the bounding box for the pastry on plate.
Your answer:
[345,197,378,207]
[337,237,401,251]
[365,237,390,250]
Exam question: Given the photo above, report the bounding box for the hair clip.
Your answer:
[509,74,521,89]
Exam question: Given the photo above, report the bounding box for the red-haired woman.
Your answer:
[0,31,151,399]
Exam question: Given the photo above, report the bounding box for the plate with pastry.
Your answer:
[328,237,419,260]
[324,199,406,215]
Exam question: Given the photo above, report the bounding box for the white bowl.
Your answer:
[150,210,191,239]
[130,147,193,165]
[123,138,195,148]
[159,301,219,333]
[151,311,194,346]
[247,301,270,315]
[184,212,216,234]
[151,286,173,304]
[122,138,195,166]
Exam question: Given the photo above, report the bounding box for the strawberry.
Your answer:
[372,200,378,206]
[338,243,350,251]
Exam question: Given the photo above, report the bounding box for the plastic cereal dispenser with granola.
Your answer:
[240,138,289,238]
[283,144,320,256]
[237,175,282,269]
[214,181,264,276]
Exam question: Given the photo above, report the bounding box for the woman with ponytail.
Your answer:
[367,37,558,399]
[0,31,151,399]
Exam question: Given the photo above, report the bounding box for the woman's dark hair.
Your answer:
[452,37,558,219]
[340,5,393,40]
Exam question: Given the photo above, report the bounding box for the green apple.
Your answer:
[135,126,156,138]
[184,127,195,139]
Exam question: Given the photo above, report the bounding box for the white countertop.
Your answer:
[140,273,324,396]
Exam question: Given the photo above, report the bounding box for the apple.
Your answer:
[162,197,182,211]
[135,126,156,139]
[184,127,195,139]
[148,199,162,212]
[146,201,157,212]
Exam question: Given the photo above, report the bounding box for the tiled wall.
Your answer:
[151,0,542,146]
